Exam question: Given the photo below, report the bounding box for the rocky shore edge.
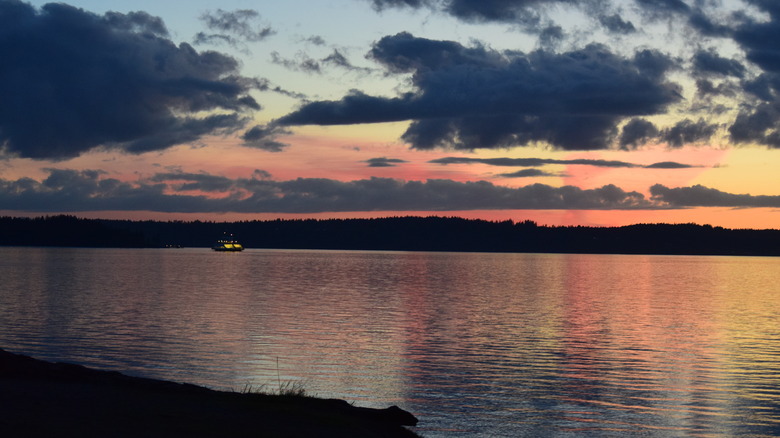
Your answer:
[0,348,420,437]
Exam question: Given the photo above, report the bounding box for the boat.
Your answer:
[212,234,244,252]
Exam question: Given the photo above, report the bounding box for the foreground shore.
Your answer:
[0,349,421,437]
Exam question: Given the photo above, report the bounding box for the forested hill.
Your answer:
[1,215,779,256]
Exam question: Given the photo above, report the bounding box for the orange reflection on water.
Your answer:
[2,248,779,436]
[237,250,411,405]
[556,254,780,434]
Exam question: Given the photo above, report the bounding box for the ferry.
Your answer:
[212,234,244,252]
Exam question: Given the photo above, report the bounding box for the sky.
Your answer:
[1,0,779,228]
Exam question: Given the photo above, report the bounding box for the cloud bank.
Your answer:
[3,169,776,214]
[365,157,409,167]
[429,156,697,168]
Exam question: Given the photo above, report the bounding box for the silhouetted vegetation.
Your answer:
[0,215,150,247]
[1,215,779,256]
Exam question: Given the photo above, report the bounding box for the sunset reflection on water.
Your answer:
[0,248,779,437]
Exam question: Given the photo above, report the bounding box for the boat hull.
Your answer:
[212,246,243,252]
[212,237,244,251]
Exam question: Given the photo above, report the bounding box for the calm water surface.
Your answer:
[1,247,779,437]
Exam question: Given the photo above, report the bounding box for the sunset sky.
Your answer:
[1,0,779,228]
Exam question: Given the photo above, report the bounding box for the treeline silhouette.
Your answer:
[1,215,779,256]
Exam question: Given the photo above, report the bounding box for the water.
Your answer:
[1,247,779,437]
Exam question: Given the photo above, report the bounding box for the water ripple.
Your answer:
[1,248,779,437]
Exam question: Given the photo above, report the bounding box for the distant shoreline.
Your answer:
[0,348,420,438]
[2,214,780,256]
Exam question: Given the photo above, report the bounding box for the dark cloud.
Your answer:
[644,161,695,169]
[241,76,307,100]
[619,118,659,149]
[303,35,327,46]
[241,124,291,152]
[695,78,740,98]
[367,32,504,73]
[192,33,234,47]
[442,0,621,33]
[735,12,780,73]
[252,169,273,180]
[370,0,431,10]
[271,86,308,100]
[365,157,408,167]
[279,90,414,124]
[323,50,352,68]
[634,0,690,19]
[651,184,780,207]
[498,168,560,177]
[270,51,322,73]
[0,2,260,160]
[687,9,733,37]
[727,3,780,148]
[660,118,718,147]
[149,171,237,192]
[633,49,679,80]
[692,49,746,78]
[729,104,780,148]
[323,49,375,73]
[367,0,733,42]
[194,9,274,48]
[253,78,308,100]
[538,25,565,49]
[430,156,641,167]
[278,33,681,151]
[431,156,695,168]
[103,10,168,36]
[620,118,718,149]
[369,0,571,28]
[270,49,371,75]
[745,0,780,20]
[741,74,774,101]
[372,0,708,29]
[0,168,660,213]
[367,0,631,35]
[8,169,772,213]
[598,13,636,34]
[0,168,166,211]
[445,0,547,23]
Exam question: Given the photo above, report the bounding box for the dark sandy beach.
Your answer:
[0,348,420,437]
